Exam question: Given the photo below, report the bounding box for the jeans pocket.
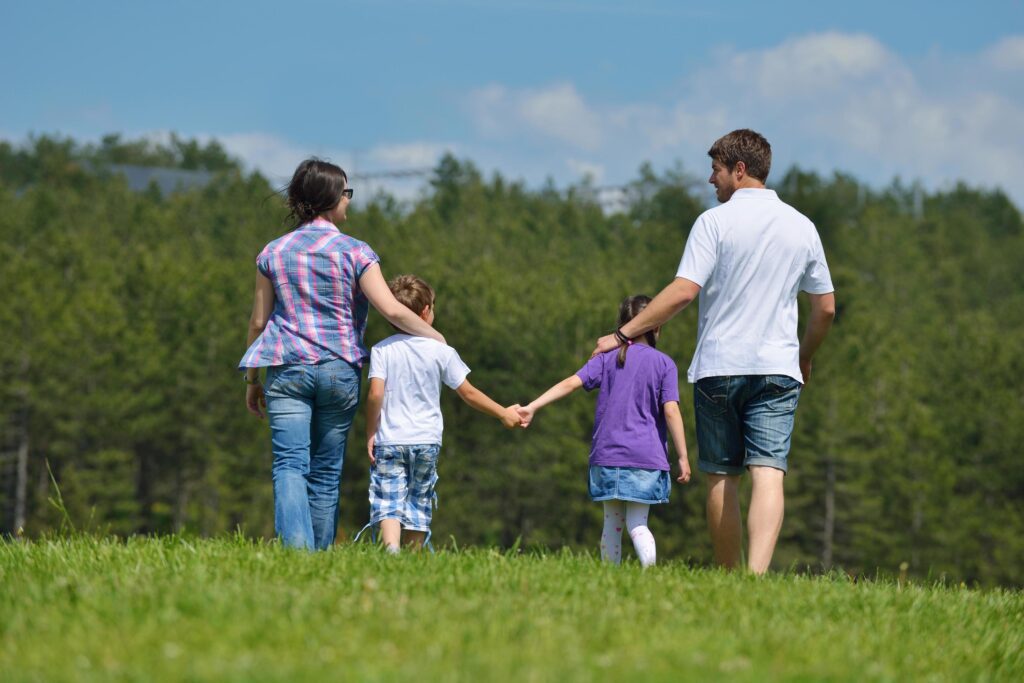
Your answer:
[766,375,802,394]
[265,364,305,398]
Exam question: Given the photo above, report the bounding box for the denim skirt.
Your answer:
[588,466,670,504]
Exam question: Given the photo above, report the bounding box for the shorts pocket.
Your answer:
[766,375,802,394]
[695,377,729,417]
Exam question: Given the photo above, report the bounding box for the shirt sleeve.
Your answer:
[799,232,835,294]
[675,211,718,286]
[367,345,386,381]
[256,246,272,278]
[659,358,681,405]
[441,347,471,389]
[350,241,381,281]
[575,354,605,392]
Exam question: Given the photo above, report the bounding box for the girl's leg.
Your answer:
[626,502,657,568]
[601,500,626,564]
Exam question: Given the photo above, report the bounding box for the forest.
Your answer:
[1,134,1021,586]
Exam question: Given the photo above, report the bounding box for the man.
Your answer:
[593,129,835,573]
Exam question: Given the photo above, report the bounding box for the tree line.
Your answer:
[1,135,1021,586]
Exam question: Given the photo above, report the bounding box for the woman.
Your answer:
[240,158,444,550]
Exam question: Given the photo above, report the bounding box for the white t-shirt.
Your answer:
[368,334,470,446]
[676,188,834,384]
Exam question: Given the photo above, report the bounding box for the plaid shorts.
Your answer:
[368,444,441,532]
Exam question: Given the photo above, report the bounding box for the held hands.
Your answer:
[515,404,536,429]
[501,404,528,429]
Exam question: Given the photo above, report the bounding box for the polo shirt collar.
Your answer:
[731,188,778,200]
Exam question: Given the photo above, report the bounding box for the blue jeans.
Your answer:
[265,359,361,550]
[694,375,802,476]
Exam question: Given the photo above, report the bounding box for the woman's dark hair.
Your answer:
[617,295,657,367]
[286,158,348,227]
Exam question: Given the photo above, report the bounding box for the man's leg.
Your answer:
[747,466,785,574]
[705,474,742,568]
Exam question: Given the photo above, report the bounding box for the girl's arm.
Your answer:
[517,375,584,428]
[359,264,445,344]
[365,378,385,464]
[663,401,691,483]
[244,273,275,418]
[454,379,522,429]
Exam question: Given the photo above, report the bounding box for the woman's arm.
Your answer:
[244,273,275,418]
[663,401,691,483]
[454,379,522,429]
[516,375,584,428]
[359,264,445,344]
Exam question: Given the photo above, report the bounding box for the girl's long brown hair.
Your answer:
[617,295,657,367]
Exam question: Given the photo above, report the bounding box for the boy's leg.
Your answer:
[404,445,441,550]
[379,519,402,552]
[747,466,785,574]
[369,445,410,553]
[625,502,656,568]
[706,474,742,568]
[601,500,625,564]
[308,360,361,550]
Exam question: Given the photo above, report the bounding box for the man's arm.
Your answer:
[365,378,385,464]
[454,379,521,429]
[592,277,701,356]
[799,292,836,384]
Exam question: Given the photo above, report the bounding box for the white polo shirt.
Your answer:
[368,334,470,446]
[676,188,834,383]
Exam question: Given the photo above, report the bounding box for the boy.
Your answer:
[365,274,521,552]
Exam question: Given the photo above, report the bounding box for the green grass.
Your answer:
[1,536,1022,682]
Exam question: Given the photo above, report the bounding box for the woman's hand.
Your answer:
[246,383,266,418]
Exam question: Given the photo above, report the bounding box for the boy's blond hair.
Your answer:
[388,274,434,315]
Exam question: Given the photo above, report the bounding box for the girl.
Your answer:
[517,295,691,566]
[240,158,445,550]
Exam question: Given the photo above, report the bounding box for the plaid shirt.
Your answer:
[239,218,380,369]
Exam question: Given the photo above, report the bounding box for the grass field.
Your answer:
[1,536,1022,682]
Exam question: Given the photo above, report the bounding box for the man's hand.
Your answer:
[500,405,523,429]
[800,356,813,385]
[591,334,620,358]
[676,457,692,484]
[246,383,266,419]
[516,405,536,428]
[367,435,376,465]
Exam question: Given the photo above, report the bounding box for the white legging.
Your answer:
[601,500,656,567]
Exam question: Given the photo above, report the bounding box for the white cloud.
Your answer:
[461,32,1024,204]
[468,82,604,150]
[983,35,1024,70]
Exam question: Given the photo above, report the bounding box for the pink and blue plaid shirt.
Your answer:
[239,218,380,369]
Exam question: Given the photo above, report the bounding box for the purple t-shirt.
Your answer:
[575,344,681,471]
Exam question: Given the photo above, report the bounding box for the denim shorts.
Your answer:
[589,466,670,504]
[368,444,441,532]
[694,375,802,476]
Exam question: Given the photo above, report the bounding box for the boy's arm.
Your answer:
[454,379,522,429]
[365,378,385,464]
[517,375,584,428]
[663,401,691,483]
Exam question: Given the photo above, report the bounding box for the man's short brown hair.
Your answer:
[708,129,772,182]
[388,274,434,315]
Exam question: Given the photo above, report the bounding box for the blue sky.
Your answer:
[3,1,1023,203]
